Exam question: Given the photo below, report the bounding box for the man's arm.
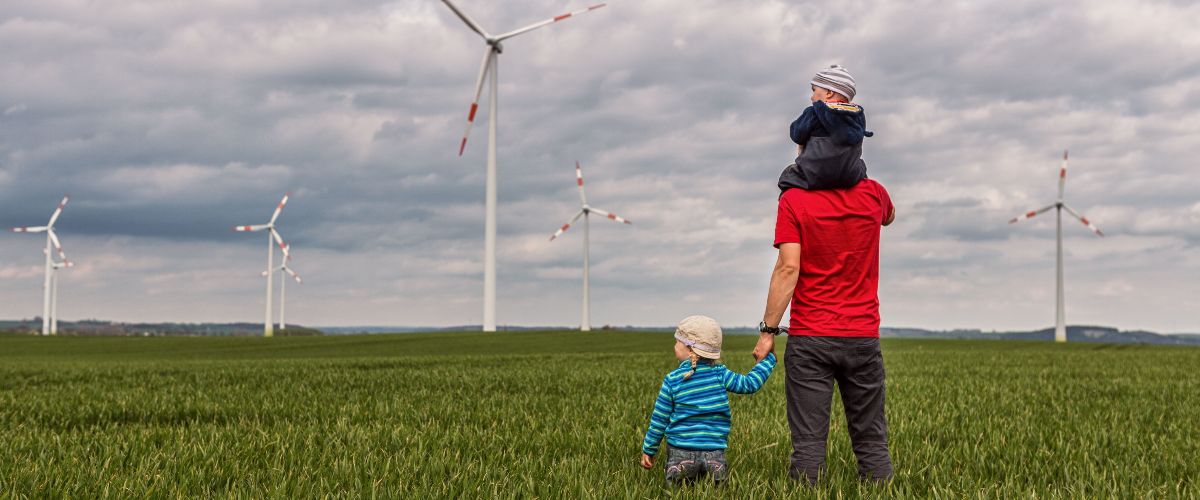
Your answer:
[753,243,801,361]
[884,207,896,226]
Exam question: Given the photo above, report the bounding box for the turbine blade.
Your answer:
[235,224,269,232]
[285,267,302,283]
[47,230,65,259]
[269,193,290,225]
[550,210,586,241]
[440,0,491,39]
[1061,204,1105,237]
[271,229,292,260]
[575,161,587,205]
[1008,204,1055,224]
[12,226,48,233]
[47,196,69,227]
[1056,149,1069,200]
[458,48,493,156]
[495,3,607,41]
[588,207,631,225]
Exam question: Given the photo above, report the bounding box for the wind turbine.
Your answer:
[50,256,75,335]
[262,264,302,331]
[549,162,631,332]
[1008,150,1105,343]
[441,0,607,332]
[10,196,69,336]
[234,193,292,337]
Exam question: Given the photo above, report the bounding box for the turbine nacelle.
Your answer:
[550,162,631,241]
[234,193,293,260]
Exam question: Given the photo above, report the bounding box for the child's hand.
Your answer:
[640,453,654,469]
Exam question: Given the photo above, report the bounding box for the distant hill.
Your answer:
[0,319,322,337]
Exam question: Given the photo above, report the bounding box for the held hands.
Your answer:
[752,333,775,362]
[640,453,654,469]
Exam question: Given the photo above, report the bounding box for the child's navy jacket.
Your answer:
[780,101,873,192]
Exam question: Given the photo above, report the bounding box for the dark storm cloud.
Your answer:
[1,0,1198,331]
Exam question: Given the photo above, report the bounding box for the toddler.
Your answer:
[639,315,776,485]
[778,64,873,193]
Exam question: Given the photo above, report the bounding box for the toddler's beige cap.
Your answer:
[674,315,722,359]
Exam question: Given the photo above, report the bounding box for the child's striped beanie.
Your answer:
[811,64,856,101]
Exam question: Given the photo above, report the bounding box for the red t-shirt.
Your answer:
[773,180,893,337]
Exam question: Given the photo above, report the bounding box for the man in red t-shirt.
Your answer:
[752,178,895,484]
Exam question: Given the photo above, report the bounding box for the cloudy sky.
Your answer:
[1,0,1198,332]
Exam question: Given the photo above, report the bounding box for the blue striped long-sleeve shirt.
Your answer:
[641,352,777,456]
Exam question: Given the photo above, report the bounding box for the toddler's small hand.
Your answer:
[640,453,654,469]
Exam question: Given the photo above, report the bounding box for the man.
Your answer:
[752,177,895,484]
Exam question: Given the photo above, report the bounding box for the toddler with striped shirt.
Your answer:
[639,315,777,485]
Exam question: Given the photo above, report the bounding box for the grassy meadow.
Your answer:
[0,331,1197,498]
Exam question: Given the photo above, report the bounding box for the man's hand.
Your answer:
[640,453,654,469]
[752,333,775,362]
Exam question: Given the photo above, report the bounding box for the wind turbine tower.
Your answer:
[441,0,607,332]
[263,264,302,331]
[1008,150,1105,343]
[49,254,75,335]
[549,162,631,332]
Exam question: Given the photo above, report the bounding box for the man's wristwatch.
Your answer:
[759,321,786,336]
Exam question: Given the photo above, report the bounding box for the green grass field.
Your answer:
[1,331,1197,498]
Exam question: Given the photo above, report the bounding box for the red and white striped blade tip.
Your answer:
[550,223,572,241]
[458,48,492,156]
[269,193,289,223]
[1079,218,1104,236]
[458,98,481,156]
[494,2,607,41]
[1010,210,1038,223]
[606,213,631,224]
[555,3,607,21]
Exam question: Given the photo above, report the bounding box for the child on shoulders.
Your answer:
[778,64,874,193]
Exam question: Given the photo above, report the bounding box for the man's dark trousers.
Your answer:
[785,335,893,484]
